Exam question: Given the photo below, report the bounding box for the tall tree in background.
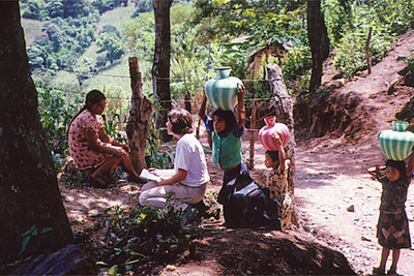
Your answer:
[0,1,72,260]
[307,0,330,92]
[152,0,173,141]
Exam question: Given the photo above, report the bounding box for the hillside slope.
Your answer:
[291,29,414,275]
[295,29,414,144]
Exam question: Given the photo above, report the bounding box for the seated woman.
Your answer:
[139,108,210,209]
[68,89,144,187]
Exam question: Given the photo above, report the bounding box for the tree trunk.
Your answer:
[267,64,299,226]
[152,0,172,141]
[184,91,192,113]
[126,57,153,174]
[0,2,72,261]
[307,0,330,93]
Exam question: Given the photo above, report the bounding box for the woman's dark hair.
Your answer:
[85,89,106,108]
[212,108,236,133]
[67,90,106,137]
[385,159,408,181]
[265,150,279,164]
[168,108,193,135]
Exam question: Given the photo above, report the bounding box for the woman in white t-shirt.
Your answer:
[139,108,210,209]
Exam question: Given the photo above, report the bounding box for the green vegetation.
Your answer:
[324,0,414,77]
[95,204,200,274]
[23,0,414,164]
[37,86,83,165]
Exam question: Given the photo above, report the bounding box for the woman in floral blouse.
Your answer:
[68,90,144,187]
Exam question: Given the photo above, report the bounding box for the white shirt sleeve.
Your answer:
[174,139,190,172]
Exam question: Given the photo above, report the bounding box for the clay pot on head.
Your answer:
[204,67,243,111]
[378,120,414,160]
[258,116,289,151]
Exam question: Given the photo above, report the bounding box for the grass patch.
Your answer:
[21,18,44,46]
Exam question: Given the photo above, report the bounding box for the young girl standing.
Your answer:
[368,159,412,275]
[198,85,246,198]
[264,134,294,230]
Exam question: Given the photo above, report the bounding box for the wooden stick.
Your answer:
[365,26,373,75]
[249,97,257,169]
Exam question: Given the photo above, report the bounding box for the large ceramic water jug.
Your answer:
[258,116,289,151]
[204,67,243,111]
[378,120,414,160]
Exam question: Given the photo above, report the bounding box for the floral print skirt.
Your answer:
[377,210,411,249]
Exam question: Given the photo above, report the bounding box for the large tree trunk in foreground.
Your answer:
[267,64,298,226]
[0,2,72,261]
[152,0,172,142]
[126,57,153,174]
[307,0,330,93]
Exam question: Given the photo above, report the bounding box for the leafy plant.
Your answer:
[281,45,312,91]
[103,113,127,143]
[333,24,391,77]
[19,225,54,257]
[97,204,200,274]
[37,87,83,163]
[145,129,174,169]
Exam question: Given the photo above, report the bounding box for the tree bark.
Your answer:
[152,0,172,141]
[267,64,298,226]
[126,57,153,174]
[0,1,72,260]
[307,0,330,93]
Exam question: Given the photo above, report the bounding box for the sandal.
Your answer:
[372,267,386,275]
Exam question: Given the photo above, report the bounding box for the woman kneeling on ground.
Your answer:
[139,108,210,210]
[68,89,145,187]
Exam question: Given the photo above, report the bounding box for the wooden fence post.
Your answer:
[249,97,258,169]
[365,26,373,75]
[126,57,153,174]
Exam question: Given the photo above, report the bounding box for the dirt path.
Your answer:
[292,138,414,276]
[289,29,414,275]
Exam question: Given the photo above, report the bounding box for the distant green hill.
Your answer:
[22,18,44,46]
[25,4,137,99]
[79,6,136,94]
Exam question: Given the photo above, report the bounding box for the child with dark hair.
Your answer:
[139,108,210,209]
[199,85,247,198]
[368,158,413,275]
[264,134,293,230]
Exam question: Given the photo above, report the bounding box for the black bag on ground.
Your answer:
[218,168,281,230]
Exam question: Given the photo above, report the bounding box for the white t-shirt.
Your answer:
[174,133,210,187]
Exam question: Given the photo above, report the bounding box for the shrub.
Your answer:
[96,204,200,274]
[37,87,83,164]
[333,25,391,77]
